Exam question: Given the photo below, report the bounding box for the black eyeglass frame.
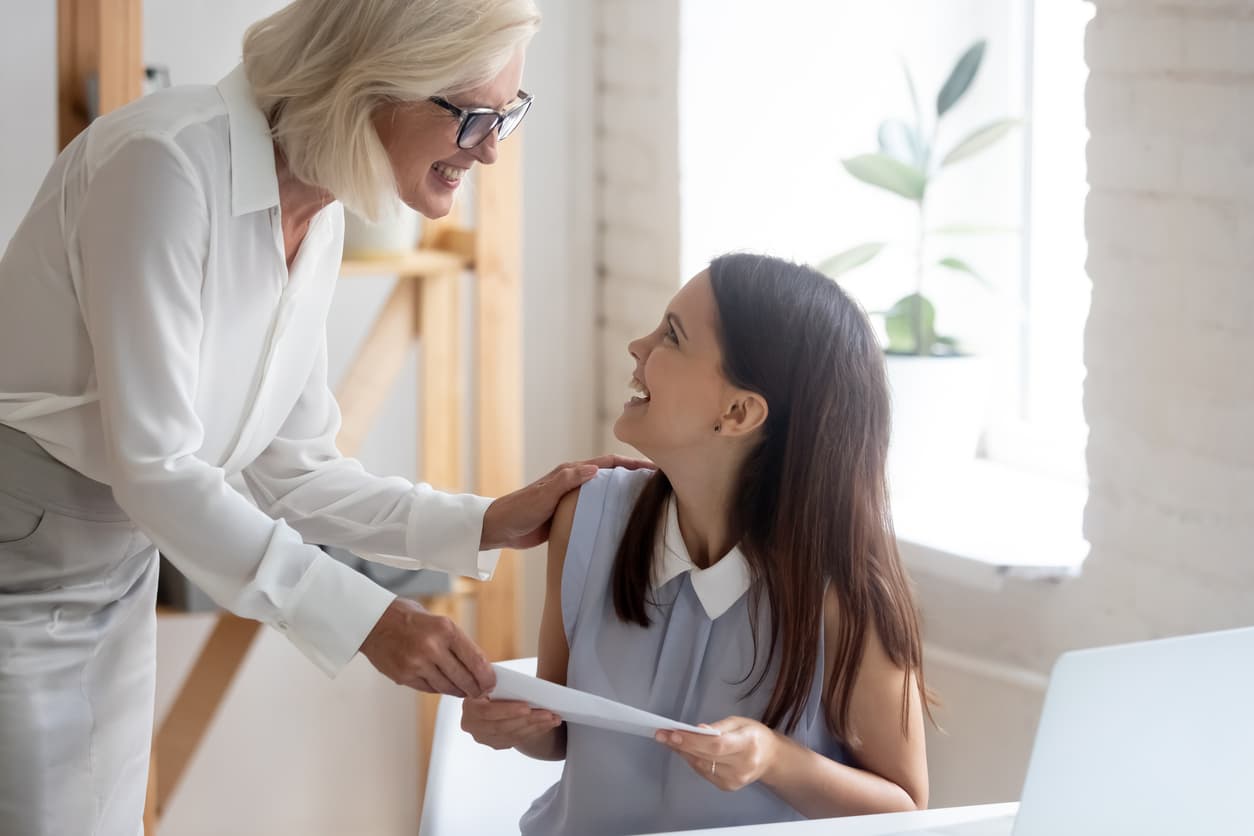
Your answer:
[429,89,534,149]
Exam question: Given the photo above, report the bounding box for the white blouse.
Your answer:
[0,66,496,675]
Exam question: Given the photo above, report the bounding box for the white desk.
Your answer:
[643,802,1019,836]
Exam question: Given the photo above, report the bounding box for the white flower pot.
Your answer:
[343,201,422,259]
[884,354,989,479]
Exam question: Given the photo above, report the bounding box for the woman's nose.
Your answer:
[471,130,500,165]
[628,335,646,362]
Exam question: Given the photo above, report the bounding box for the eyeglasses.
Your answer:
[429,89,534,149]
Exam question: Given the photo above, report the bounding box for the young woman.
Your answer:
[462,253,932,834]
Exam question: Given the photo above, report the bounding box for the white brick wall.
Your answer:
[1083,0,1254,556]
[594,0,682,450]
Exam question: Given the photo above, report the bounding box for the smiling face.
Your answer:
[371,49,526,219]
[614,270,763,464]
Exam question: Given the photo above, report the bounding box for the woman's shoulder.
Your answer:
[575,466,653,526]
[592,465,654,498]
[552,466,654,579]
[551,467,654,643]
[85,85,227,172]
[550,466,652,548]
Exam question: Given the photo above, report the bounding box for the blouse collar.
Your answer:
[216,64,280,217]
[652,495,751,619]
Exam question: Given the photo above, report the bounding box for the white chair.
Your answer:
[419,657,565,836]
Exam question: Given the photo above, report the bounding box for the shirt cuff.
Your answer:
[406,484,496,580]
[282,553,398,676]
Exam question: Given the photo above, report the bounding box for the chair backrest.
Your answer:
[419,657,565,836]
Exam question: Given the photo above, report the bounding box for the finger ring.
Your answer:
[710,760,717,775]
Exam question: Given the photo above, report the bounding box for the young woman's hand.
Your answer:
[655,717,783,791]
[461,697,562,750]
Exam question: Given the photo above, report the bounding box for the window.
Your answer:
[677,1,1093,578]
[680,0,1091,481]
[981,0,1094,482]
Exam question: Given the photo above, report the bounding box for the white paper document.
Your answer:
[490,664,720,739]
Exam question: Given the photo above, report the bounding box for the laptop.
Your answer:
[903,626,1254,836]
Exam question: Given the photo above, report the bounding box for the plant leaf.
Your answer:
[937,256,993,290]
[936,40,987,117]
[841,153,926,201]
[902,60,923,135]
[878,119,926,168]
[931,223,1021,237]
[883,293,937,355]
[818,242,886,278]
[940,118,1021,168]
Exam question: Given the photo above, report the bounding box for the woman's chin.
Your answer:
[407,187,452,220]
[611,414,631,445]
[612,414,646,452]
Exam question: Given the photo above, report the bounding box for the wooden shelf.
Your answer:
[339,249,469,278]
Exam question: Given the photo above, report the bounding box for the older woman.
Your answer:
[0,1,634,833]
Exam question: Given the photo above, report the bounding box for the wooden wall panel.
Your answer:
[57,0,142,148]
[473,136,524,662]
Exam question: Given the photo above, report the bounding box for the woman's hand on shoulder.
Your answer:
[480,455,652,551]
[461,697,562,751]
[655,717,783,792]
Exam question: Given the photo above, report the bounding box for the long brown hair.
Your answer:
[611,253,929,740]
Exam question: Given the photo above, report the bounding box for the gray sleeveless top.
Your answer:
[520,468,851,835]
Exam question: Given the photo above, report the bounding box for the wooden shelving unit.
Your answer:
[57,0,143,148]
[337,248,468,278]
[57,1,524,830]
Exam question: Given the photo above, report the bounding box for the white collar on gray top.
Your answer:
[653,495,752,619]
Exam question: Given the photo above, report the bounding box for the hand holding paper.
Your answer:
[489,664,720,739]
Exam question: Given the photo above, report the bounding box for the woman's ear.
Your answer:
[717,391,768,437]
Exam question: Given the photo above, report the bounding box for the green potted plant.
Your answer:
[820,39,1020,471]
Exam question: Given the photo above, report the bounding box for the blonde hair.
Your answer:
[242,0,540,219]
